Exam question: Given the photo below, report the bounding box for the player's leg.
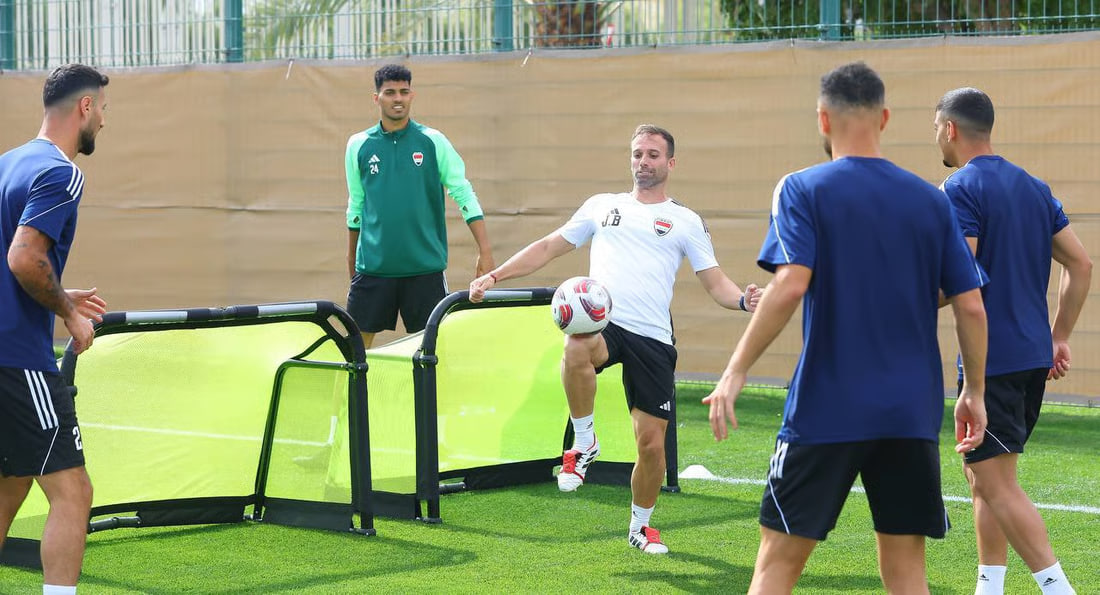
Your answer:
[748,527,817,594]
[964,369,1071,591]
[0,475,34,549]
[874,534,928,595]
[960,371,1021,592]
[967,454,1056,570]
[556,327,610,492]
[615,329,676,553]
[752,440,861,588]
[35,466,93,586]
[861,439,946,593]
[626,408,669,553]
[0,372,36,548]
[0,368,92,587]
[964,462,1010,586]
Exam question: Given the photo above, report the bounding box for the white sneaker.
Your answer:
[629,526,669,554]
[557,437,600,492]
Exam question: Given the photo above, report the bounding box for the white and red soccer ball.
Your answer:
[552,276,612,335]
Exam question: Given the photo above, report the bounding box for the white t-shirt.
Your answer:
[558,192,718,345]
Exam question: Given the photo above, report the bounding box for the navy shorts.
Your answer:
[596,322,677,420]
[759,438,948,541]
[0,366,85,477]
[346,271,448,334]
[960,368,1047,464]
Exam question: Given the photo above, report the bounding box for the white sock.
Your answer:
[974,565,1006,595]
[629,503,653,534]
[1033,562,1075,594]
[570,414,595,451]
[43,585,76,595]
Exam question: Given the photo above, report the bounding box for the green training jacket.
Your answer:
[345,119,484,277]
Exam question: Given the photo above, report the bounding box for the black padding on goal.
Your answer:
[262,498,352,532]
[0,537,42,570]
[137,503,246,527]
[583,461,634,486]
[448,459,559,490]
[370,491,420,520]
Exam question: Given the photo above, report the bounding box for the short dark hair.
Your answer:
[43,64,109,108]
[374,64,412,91]
[820,62,885,110]
[632,124,675,158]
[936,87,994,137]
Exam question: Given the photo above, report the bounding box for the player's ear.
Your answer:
[880,107,890,132]
[667,156,675,170]
[372,92,380,106]
[817,108,830,136]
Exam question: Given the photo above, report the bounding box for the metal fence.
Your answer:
[2,0,1099,69]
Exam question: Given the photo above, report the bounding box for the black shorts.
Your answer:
[0,366,85,477]
[759,438,948,541]
[595,322,677,420]
[346,271,448,334]
[960,368,1047,465]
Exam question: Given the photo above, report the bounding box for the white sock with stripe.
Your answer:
[629,503,653,535]
[570,414,594,451]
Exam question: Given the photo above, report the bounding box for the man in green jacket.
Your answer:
[345,64,494,346]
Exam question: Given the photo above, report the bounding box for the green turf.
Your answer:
[2,384,1097,593]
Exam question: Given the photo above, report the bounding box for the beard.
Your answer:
[633,169,666,190]
[822,137,833,159]
[77,127,97,156]
[942,158,954,168]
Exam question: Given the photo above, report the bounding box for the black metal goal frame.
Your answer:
[404,288,679,523]
[0,300,374,570]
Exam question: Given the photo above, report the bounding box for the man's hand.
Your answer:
[702,371,746,441]
[954,383,986,454]
[476,252,496,279]
[743,284,763,313]
[63,312,95,355]
[469,273,497,303]
[1049,340,1071,380]
[66,287,107,323]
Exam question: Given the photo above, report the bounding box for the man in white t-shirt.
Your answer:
[470,124,761,554]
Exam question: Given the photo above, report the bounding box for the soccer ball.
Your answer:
[552,276,612,335]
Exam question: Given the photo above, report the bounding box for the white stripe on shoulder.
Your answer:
[21,163,82,225]
[770,174,794,264]
[67,168,84,198]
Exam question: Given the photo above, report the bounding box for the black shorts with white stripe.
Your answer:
[595,322,677,421]
[758,438,949,541]
[960,367,1048,465]
[0,366,85,477]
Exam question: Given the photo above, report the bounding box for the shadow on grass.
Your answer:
[76,523,475,593]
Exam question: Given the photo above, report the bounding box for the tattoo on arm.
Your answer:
[12,257,74,318]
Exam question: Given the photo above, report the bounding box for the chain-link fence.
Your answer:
[1,0,1099,69]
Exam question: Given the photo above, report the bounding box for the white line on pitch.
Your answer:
[81,422,327,447]
[681,464,1100,515]
[80,423,512,464]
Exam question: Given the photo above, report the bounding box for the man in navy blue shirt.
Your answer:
[0,64,110,594]
[705,62,990,592]
[936,87,1090,595]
